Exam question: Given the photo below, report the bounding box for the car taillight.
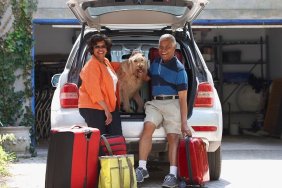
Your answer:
[194,82,214,107]
[191,126,217,132]
[60,83,78,108]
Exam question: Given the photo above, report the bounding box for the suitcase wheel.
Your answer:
[179,180,186,188]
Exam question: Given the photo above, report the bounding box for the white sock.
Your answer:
[138,160,147,170]
[170,166,177,177]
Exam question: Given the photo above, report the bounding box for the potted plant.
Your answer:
[0,0,37,157]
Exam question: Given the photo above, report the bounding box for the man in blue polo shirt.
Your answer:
[135,34,192,187]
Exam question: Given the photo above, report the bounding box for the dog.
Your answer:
[116,52,148,113]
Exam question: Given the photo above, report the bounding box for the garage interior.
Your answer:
[33,23,282,141]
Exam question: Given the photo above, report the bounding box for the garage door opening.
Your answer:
[34,57,66,140]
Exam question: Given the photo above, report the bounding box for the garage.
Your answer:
[33,23,76,139]
[32,0,282,141]
[193,26,282,137]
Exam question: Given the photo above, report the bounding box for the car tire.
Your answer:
[208,146,222,180]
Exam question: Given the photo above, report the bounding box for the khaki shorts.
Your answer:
[144,99,181,134]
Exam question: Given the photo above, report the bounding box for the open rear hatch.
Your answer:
[66,0,209,119]
[67,0,208,30]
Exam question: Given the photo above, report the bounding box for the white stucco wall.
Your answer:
[34,0,282,19]
[201,0,282,19]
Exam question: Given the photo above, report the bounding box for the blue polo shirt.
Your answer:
[149,56,188,96]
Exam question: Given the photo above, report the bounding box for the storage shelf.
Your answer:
[199,40,264,46]
[202,36,269,135]
[222,61,266,65]
[223,81,249,84]
[199,35,268,107]
[223,111,258,115]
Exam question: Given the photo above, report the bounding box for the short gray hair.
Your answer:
[159,34,177,47]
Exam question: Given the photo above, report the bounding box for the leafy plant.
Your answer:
[0,134,16,177]
[0,0,37,156]
[0,0,37,127]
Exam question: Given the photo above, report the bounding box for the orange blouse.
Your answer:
[78,56,118,112]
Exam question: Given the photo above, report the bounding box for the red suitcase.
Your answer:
[45,125,100,188]
[178,136,210,187]
[100,134,127,155]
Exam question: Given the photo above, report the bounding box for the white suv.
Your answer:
[51,0,222,180]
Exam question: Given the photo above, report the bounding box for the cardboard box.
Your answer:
[263,78,282,136]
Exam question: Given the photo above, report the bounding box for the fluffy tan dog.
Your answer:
[116,52,148,113]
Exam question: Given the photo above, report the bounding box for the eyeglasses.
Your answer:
[94,45,107,49]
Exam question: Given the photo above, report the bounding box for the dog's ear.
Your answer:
[128,57,133,65]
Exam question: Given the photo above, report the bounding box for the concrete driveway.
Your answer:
[1,135,282,188]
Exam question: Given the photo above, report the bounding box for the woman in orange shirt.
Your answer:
[79,34,122,136]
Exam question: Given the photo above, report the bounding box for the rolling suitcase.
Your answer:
[45,125,100,188]
[178,136,210,187]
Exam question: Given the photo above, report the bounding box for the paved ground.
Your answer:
[1,135,282,188]
[0,146,47,188]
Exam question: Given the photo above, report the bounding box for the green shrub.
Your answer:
[0,134,16,177]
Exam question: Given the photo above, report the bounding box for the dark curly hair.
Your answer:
[87,34,112,55]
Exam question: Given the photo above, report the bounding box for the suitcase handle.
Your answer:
[71,125,84,129]
[101,135,113,155]
[185,136,195,185]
